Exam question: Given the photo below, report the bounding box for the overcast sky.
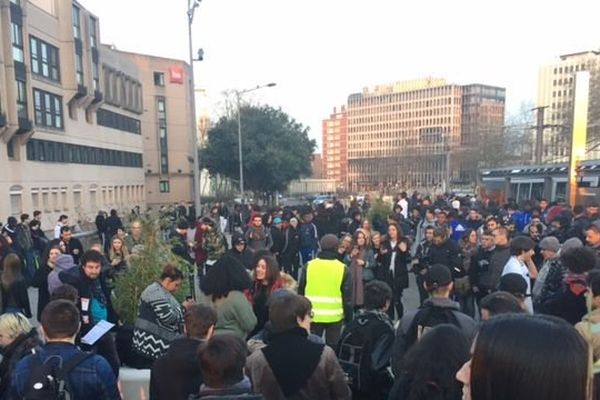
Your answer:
[81,0,600,149]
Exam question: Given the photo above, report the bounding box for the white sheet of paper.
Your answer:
[80,320,115,345]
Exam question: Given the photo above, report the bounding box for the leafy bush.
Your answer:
[368,197,392,228]
[112,214,194,325]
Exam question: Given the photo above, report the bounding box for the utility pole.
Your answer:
[533,106,547,164]
[187,0,202,215]
[532,106,564,164]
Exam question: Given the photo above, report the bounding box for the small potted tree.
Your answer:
[112,214,193,367]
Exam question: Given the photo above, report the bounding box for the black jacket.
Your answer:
[170,231,194,265]
[105,215,123,239]
[59,266,116,334]
[2,278,31,318]
[379,239,412,290]
[469,247,494,289]
[280,227,300,259]
[0,329,40,399]
[339,310,394,399]
[95,214,106,234]
[150,337,205,400]
[269,227,284,256]
[428,240,463,277]
[478,245,510,291]
[32,262,52,321]
[227,248,253,270]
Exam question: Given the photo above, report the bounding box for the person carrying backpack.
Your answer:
[10,299,120,400]
[337,280,395,400]
[391,264,476,377]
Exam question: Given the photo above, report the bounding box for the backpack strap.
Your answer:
[55,351,94,380]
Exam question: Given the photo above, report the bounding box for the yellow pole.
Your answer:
[569,71,590,206]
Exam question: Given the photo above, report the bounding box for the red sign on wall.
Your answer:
[169,67,184,84]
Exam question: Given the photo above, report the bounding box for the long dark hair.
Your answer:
[254,255,280,287]
[201,255,252,300]
[395,324,469,400]
[2,253,24,290]
[471,314,588,400]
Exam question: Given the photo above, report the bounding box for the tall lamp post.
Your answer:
[187,0,202,215]
[235,83,276,201]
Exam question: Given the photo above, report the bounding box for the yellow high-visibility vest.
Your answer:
[304,258,345,323]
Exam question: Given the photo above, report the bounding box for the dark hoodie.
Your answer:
[0,328,41,398]
[149,337,205,400]
[227,233,254,270]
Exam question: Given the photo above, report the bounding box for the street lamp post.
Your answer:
[235,83,276,202]
[187,0,202,215]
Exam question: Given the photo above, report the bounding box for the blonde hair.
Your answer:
[0,312,32,340]
[109,236,129,261]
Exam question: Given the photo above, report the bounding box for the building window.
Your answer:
[90,188,97,208]
[52,189,59,211]
[30,36,60,82]
[33,89,63,129]
[157,97,169,174]
[10,193,22,216]
[31,189,40,209]
[41,189,50,211]
[75,54,84,85]
[15,80,27,119]
[72,5,81,39]
[92,62,99,91]
[11,22,24,63]
[89,17,97,48]
[154,72,165,86]
[7,138,15,159]
[61,187,68,210]
[159,181,170,193]
[96,108,141,134]
[26,139,143,168]
[73,190,82,210]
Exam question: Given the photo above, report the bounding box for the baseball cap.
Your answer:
[425,264,453,291]
[498,273,528,299]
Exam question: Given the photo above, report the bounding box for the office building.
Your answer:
[0,0,195,226]
[112,49,195,208]
[322,106,347,188]
[345,78,505,190]
[537,50,600,163]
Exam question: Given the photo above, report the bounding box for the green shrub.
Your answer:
[112,213,193,325]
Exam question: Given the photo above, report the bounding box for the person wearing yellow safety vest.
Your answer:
[298,234,353,348]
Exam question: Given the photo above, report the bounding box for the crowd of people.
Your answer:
[0,193,600,399]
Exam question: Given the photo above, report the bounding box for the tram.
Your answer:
[479,160,600,204]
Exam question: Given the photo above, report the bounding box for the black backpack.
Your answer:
[23,351,93,400]
[336,314,393,394]
[404,303,461,349]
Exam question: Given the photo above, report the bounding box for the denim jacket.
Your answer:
[10,342,120,400]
